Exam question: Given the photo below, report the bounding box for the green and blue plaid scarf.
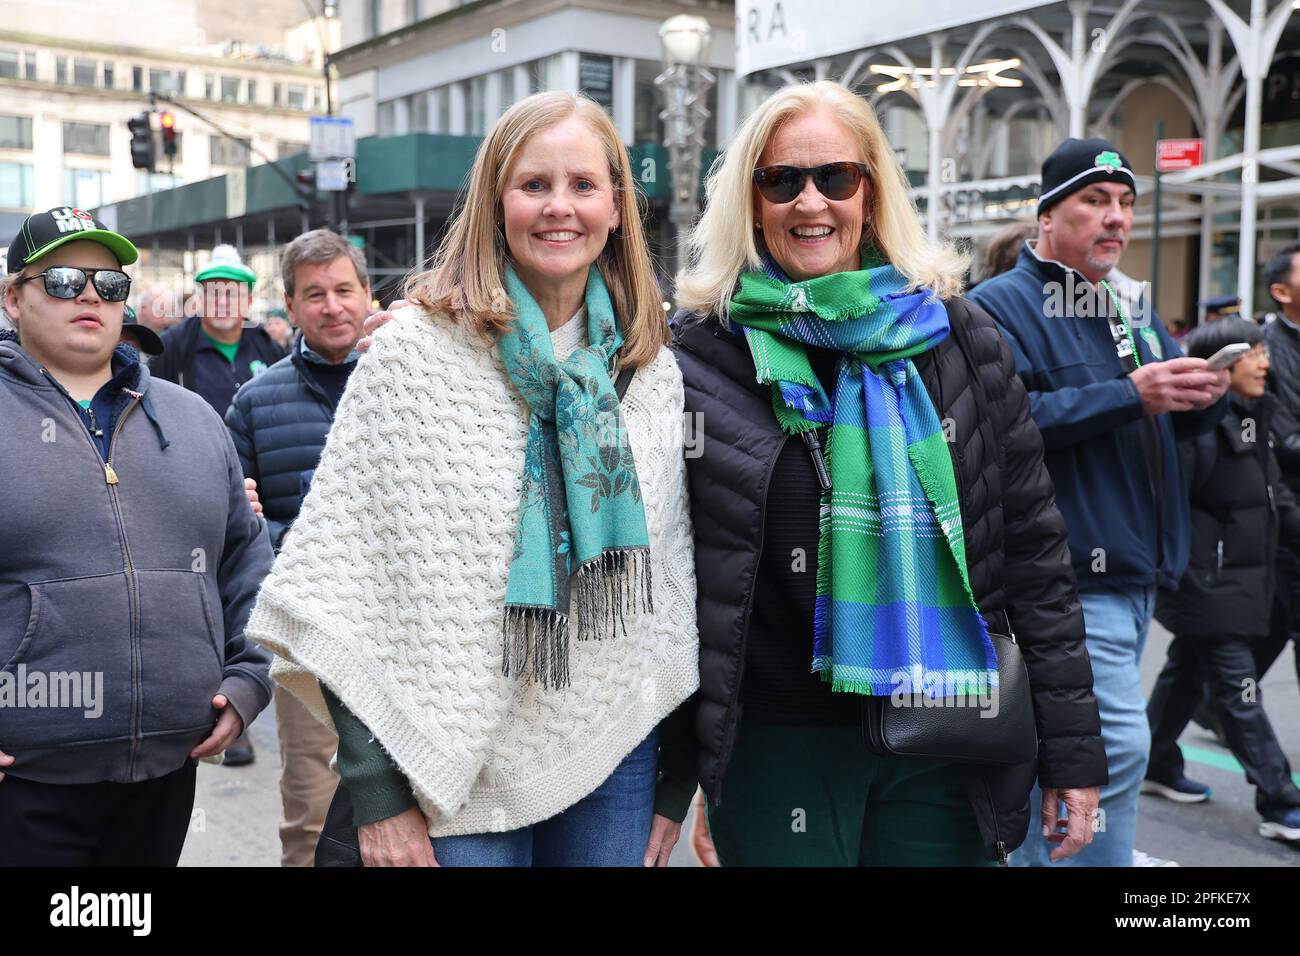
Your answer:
[728,255,996,696]
[496,264,652,688]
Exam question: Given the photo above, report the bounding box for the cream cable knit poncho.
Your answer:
[245,305,699,836]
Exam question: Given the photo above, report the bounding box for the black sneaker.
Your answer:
[222,732,255,767]
[1141,774,1211,803]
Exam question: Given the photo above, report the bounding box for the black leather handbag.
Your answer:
[862,610,1038,766]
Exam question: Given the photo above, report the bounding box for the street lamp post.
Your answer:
[656,14,714,283]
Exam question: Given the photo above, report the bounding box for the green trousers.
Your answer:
[705,721,997,867]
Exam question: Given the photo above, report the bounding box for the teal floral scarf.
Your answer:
[496,264,653,688]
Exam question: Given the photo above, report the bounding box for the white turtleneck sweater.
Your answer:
[245,305,699,836]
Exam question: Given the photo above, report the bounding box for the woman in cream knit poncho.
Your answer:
[245,92,698,866]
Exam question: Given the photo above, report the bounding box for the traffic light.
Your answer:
[295,167,316,210]
[160,111,177,158]
[128,112,154,171]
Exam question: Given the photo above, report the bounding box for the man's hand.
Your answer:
[358,805,438,867]
[0,747,13,783]
[1041,786,1102,862]
[356,299,408,354]
[643,814,681,867]
[189,693,245,760]
[243,478,263,517]
[1130,357,1227,415]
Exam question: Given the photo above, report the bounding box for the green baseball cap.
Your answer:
[7,206,138,272]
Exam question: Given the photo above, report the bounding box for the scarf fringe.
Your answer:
[502,548,653,688]
[501,607,571,690]
[575,547,653,643]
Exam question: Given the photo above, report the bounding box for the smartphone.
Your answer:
[1206,342,1251,370]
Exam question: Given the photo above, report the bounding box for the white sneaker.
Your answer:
[1132,849,1180,867]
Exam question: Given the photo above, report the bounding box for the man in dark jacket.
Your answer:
[225,229,370,866]
[969,138,1230,866]
[0,208,274,866]
[150,244,287,418]
[1256,241,1300,693]
[1150,319,1300,843]
[150,244,285,766]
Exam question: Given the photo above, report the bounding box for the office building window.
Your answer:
[634,60,665,145]
[286,84,307,109]
[467,75,487,135]
[273,82,283,106]
[0,115,33,150]
[0,50,19,80]
[23,52,35,81]
[0,162,34,209]
[430,87,449,133]
[150,69,185,95]
[73,58,97,87]
[500,69,517,109]
[377,100,396,138]
[221,75,240,103]
[64,168,109,209]
[132,65,143,92]
[367,0,381,37]
[55,55,67,85]
[103,62,114,89]
[313,88,322,111]
[210,135,251,167]
[407,0,420,24]
[246,79,257,104]
[137,171,181,193]
[205,74,216,99]
[63,122,111,156]
[579,55,614,112]
[408,92,428,132]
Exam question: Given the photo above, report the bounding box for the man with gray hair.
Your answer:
[225,228,371,866]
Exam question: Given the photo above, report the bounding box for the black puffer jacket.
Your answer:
[1156,393,1300,638]
[671,296,1108,862]
[1264,319,1300,492]
[224,337,346,550]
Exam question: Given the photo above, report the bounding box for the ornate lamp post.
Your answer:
[656,14,714,280]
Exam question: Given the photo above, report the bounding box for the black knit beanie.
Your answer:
[1037,138,1137,216]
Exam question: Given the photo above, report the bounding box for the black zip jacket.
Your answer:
[1155,393,1300,638]
[671,296,1108,862]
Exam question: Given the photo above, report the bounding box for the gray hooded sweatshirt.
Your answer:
[0,334,274,785]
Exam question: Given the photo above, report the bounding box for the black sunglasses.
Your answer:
[17,266,132,303]
[753,162,868,204]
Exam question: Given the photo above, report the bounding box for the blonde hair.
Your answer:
[404,91,668,370]
[676,80,968,318]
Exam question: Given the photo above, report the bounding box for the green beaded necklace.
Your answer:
[1099,279,1141,369]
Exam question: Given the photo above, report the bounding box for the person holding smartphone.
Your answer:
[1149,318,1300,844]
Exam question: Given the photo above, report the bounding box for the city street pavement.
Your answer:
[182,618,1300,867]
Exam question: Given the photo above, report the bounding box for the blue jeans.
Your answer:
[430,730,658,866]
[1012,586,1153,867]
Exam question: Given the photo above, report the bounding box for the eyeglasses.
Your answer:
[17,266,131,303]
[752,162,869,205]
[1247,343,1270,360]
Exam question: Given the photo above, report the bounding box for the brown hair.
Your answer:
[983,221,1037,281]
[282,228,370,297]
[402,91,668,370]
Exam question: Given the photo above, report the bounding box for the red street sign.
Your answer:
[1157,139,1204,172]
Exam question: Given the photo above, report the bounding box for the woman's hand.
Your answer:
[0,747,13,783]
[642,813,681,867]
[359,805,439,867]
[357,299,409,354]
[1041,786,1101,861]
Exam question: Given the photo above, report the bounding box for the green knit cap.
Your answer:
[196,243,257,287]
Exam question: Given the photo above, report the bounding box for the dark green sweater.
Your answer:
[321,685,698,828]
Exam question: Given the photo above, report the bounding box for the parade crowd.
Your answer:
[3,79,1300,868]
